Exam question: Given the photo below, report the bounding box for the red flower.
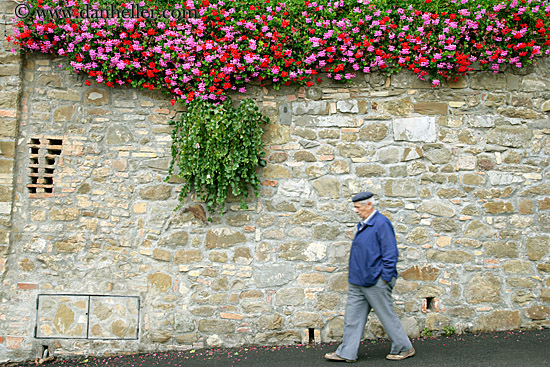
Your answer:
[85,80,91,86]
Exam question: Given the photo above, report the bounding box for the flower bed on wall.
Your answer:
[9,0,550,103]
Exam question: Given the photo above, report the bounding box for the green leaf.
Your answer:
[167,96,265,216]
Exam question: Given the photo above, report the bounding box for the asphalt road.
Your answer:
[6,328,550,367]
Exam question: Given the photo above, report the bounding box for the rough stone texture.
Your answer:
[2,52,550,363]
[474,311,521,332]
[465,274,502,304]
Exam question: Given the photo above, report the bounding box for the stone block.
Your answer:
[0,92,18,109]
[257,314,283,330]
[424,146,452,164]
[525,237,549,261]
[426,313,451,331]
[359,123,388,142]
[297,273,326,285]
[313,224,341,241]
[290,209,325,225]
[539,213,550,231]
[53,105,76,122]
[37,74,62,87]
[269,152,288,163]
[139,185,171,200]
[355,164,386,177]
[336,100,359,113]
[206,228,246,249]
[527,306,550,320]
[376,99,413,115]
[487,172,523,186]
[385,179,417,197]
[254,331,301,344]
[292,101,328,115]
[0,65,20,76]
[401,265,440,281]
[294,151,316,162]
[497,107,543,120]
[464,220,495,238]
[378,146,400,163]
[275,288,305,306]
[293,312,323,328]
[148,272,172,293]
[426,250,473,264]
[316,293,341,311]
[484,202,514,214]
[198,319,235,333]
[474,311,520,332]
[159,231,188,247]
[293,127,317,140]
[233,247,253,264]
[319,129,340,139]
[502,260,533,274]
[279,241,326,262]
[415,285,445,299]
[262,164,291,179]
[337,143,366,158]
[327,273,348,293]
[484,241,517,258]
[329,160,350,174]
[487,126,533,148]
[393,117,437,143]
[407,227,430,245]
[253,264,295,287]
[313,177,340,199]
[174,249,202,264]
[465,274,502,304]
[50,207,80,221]
[471,73,507,90]
[262,124,290,145]
[414,102,448,115]
[325,317,345,339]
[105,125,134,145]
[417,200,456,217]
[84,88,109,106]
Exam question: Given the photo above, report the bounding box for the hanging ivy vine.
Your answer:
[166,97,268,217]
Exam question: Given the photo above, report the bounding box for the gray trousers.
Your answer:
[335,277,412,360]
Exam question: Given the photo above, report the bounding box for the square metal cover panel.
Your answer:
[35,294,140,340]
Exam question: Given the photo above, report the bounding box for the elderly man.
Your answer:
[325,191,415,362]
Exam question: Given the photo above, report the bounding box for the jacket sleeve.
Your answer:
[377,219,398,282]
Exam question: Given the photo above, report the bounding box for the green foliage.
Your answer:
[421,327,433,338]
[443,325,456,337]
[166,97,268,217]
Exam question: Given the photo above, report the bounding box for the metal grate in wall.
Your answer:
[27,137,63,198]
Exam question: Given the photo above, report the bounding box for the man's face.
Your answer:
[353,201,374,220]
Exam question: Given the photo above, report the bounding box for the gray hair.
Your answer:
[358,197,375,206]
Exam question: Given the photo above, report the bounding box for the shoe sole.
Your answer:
[386,349,415,360]
[325,353,357,363]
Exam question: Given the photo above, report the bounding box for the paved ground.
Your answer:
[6,328,550,367]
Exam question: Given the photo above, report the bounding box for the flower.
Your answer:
[9,0,550,103]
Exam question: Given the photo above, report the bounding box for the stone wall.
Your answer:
[1,49,550,362]
[0,0,24,359]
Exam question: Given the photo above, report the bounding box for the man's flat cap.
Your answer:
[351,191,374,202]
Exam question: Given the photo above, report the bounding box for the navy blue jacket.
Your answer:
[349,211,398,287]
